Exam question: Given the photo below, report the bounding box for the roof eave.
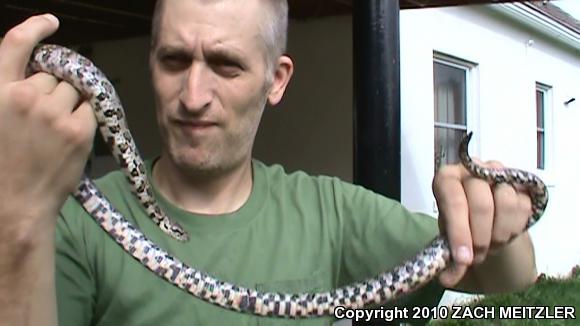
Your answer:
[491,2,580,52]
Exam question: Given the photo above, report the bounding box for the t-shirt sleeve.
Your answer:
[55,197,96,326]
[333,180,445,321]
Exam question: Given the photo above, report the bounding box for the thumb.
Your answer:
[0,14,60,83]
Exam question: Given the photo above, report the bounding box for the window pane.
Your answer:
[536,90,544,128]
[537,131,544,169]
[434,62,466,125]
[435,127,466,171]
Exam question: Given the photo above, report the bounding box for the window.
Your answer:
[433,55,474,171]
[535,83,551,170]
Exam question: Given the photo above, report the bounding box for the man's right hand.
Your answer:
[0,15,96,325]
[0,14,97,240]
[0,14,97,325]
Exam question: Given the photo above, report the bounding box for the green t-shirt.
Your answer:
[56,160,443,325]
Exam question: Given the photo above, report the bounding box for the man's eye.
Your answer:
[211,58,243,77]
[159,54,190,71]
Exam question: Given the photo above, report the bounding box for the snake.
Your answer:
[28,44,549,318]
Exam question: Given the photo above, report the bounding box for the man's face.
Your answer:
[150,0,271,176]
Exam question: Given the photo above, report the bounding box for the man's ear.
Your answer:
[267,55,294,106]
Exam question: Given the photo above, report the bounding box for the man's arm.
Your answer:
[0,223,58,325]
[0,14,96,325]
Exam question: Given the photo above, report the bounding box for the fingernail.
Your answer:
[43,14,59,26]
[455,246,472,263]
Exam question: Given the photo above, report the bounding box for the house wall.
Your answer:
[399,5,580,280]
[80,3,578,306]
[399,5,580,305]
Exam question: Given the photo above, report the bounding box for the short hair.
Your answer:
[150,0,288,78]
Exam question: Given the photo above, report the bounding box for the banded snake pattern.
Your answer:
[28,44,549,318]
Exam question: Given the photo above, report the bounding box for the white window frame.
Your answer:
[432,52,479,213]
[433,53,479,170]
[535,82,553,179]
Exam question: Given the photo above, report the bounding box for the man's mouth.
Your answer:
[174,119,219,134]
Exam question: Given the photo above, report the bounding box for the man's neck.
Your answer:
[152,155,254,216]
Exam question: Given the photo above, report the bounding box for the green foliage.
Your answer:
[431,265,580,325]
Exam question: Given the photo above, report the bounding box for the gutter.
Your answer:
[491,2,580,52]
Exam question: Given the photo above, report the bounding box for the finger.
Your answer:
[433,166,473,285]
[483,160,505,173]
[64,101,96,159]
[491,183,527,248]
[518,190,533,219]
[470,158,502,182]
[433,166,473,263]
[0,14,60,83]
[70,101,97,136]
[463,177,494,264]
[485,159,531,213]
[49,81,83,113]
[438,262,469,288]
[25,72,59,94]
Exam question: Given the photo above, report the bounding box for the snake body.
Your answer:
[29,44,548,318]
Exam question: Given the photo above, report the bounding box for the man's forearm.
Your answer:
[0,221,58,326]
[453,231,537,294]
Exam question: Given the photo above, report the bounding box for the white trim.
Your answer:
[432,53,481,214]
[434,53,477,70]
[492,3,580,51]
[433,52,481,154]
[535,82,554,185]
[434,122,468,130]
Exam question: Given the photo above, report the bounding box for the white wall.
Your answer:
[399,5,580,305]
[400,5,580,280]
[254,15,353,180]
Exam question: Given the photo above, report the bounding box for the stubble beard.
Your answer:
[161,108,265,182]
[162,130,246,181]
[157,78,270,182]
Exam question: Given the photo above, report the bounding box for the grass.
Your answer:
[430,265,580,325]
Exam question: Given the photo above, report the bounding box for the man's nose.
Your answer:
[179,64,213,113]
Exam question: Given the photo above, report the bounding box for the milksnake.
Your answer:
[28,44,548,318]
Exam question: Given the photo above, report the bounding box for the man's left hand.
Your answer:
[432,159,533,288]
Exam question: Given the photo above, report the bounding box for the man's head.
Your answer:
[149,0,293,178]
[151,0,288,85]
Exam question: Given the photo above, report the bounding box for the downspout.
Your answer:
[353,0,401,200]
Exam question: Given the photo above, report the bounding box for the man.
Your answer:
[0,0,537,325]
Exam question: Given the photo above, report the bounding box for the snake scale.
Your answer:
[28,44,548,318]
